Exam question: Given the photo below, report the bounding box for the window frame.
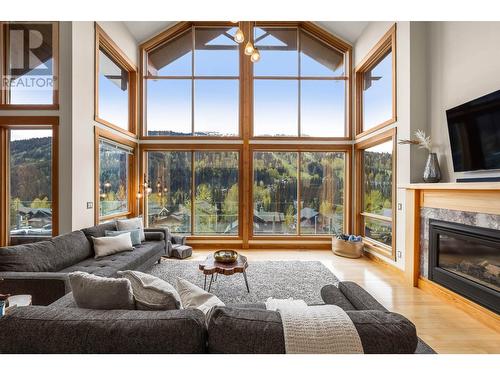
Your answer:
[138,22,353,250]
[94,127,138,224]
[140,144,243,240]
[140,22,243,140]
[0,21,59,110]
[0,116,59,246]
[248,143,352,241]
[354,128,396,260]
[94,23,138,138]
[355,24,396,138]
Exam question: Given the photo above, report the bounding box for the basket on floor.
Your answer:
[331,238,363,259]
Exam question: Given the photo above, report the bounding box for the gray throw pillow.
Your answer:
[92,232,133,259]
[118,270,181,310]
[116,217,145,242]
[68,271,135,310]
[105,229,141,246]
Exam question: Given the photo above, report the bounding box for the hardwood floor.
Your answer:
[191,249,500,354]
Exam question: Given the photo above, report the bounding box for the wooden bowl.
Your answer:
[214,249,238,263]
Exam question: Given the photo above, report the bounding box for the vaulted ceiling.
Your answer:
[123,21,369,45]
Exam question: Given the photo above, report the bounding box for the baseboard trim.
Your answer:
[417,277,500,333]
[363,250,404,276]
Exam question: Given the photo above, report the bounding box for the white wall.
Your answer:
[70,21,138,230]
[427,22,500,182]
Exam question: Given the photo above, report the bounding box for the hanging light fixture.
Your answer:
[244,22,255,56]
[250,22,260,63]
[234,21,244,44]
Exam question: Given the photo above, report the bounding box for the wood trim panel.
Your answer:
[418,277,500,333]
[404,188,420,286]
[0,116,59,245]
[0,21,59,109]
[355,23,396,138]
[420,189,500,215]
[94,127,138,225]
[95,23,138,137]
[363,250,403,276]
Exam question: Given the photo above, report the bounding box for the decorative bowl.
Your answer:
[214,249,238,263]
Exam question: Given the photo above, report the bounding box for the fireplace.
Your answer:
[428,219,500,314]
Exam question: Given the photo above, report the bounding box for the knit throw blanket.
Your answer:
[266,298,364,354]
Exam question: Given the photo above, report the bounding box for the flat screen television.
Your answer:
[446,89,500,172]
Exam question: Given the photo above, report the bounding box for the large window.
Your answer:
[145,150,239,235]
[253,150,346,236]
[355,24,396,137]
[95,128,137,223]
[145,26,240,137]
[355,130,395,258]
[139,22,353,247]
[0,22,59,108]
[95,24,137,136]
[253,27,347,138]
[0,117,59,246]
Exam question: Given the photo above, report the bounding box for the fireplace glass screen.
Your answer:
[438,234,500,292]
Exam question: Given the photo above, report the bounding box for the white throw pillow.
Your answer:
[92,232,133,259]
[68,271,135,310]
[118,270,181,310]
[175,277,225,315]
[116,217,145,242]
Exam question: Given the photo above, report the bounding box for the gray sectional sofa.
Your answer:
[0,281,433,354]
[0,222,169,305]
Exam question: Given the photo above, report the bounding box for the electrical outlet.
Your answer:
[397,203,403,211]
[397,251,402,259]
[87,202,93,209]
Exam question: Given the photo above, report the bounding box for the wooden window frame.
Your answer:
[354,128,396,260]
[0,116,59,246]
[95,23,138,138]
[139,22,352,142]
[248,143,352,242]
[0,22,59,110]
[355,24,396,139]
[139,144,243,240]
[94,127,138,224]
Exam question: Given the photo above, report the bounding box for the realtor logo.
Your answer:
[2,23,56,92]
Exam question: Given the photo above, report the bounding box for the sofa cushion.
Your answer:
[105,229,141,246]
[82,222,118,247]
[116,217,145,242]
[320,284,356,310]
[69,272,135,310]
[176,277,225,314]
[207,306,418,354]
[118,270,181,310]
[92,233,134,259]
[0,306,207,353]
[59,241,164,277]
[0,231,92,272]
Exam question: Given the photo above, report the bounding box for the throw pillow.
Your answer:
[117,270,181,310]
[116,217,145,242]
[105,229,141,246]
[175,277,225,315]
[68,271,135,310]
[92,232,133,259]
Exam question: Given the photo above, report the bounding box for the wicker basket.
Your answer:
[331,238,364,259]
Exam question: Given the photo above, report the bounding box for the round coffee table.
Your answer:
[199,253,250,293]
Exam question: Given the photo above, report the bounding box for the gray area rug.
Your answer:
[147,260,338,305]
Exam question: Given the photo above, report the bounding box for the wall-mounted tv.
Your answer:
[446,89,500,173]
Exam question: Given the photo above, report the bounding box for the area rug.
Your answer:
[147,260,338,305]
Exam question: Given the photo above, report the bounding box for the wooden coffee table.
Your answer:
[199,253,250,293]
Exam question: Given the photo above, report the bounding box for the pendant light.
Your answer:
[244,22,255,55]
[250,22,260,63]
[234,21,244,44]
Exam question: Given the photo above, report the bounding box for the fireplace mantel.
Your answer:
[403,183,500,328]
